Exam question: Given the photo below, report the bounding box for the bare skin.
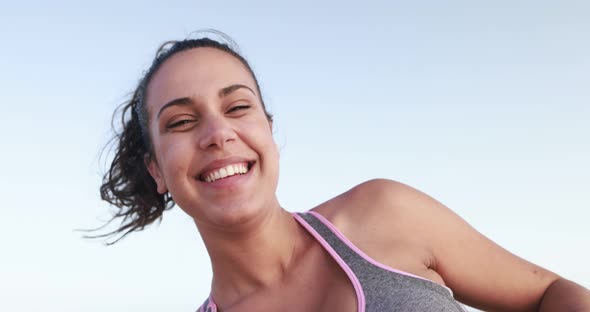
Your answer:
[143,47,590,311]
[208,179,590,312]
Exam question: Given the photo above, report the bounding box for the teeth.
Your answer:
[203,162,250,183]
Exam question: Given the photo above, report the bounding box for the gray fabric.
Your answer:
[298,212,467,312]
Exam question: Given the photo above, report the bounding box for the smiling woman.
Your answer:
[144,45,279,228]
[95,31,590,311]
[97,35,276,240]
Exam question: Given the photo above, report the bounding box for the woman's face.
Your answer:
[144,47,279,227]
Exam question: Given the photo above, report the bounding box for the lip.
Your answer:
[197,156,255,181]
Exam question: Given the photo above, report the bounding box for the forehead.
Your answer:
[146,47,257,114]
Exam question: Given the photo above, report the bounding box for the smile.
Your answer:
[199,161,255,183]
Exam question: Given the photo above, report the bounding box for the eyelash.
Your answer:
[167,118,196,129]
[228,104,251,113]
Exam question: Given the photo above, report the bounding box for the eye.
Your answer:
[166,116,198,130]
[227,104,251,113]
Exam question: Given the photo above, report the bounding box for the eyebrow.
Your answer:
[218,84,256,98]
[157,84,256,119]
[157,97,193,119]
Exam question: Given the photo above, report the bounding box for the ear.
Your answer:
[145,154,168,194]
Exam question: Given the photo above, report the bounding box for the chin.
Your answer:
[187,198,274,231]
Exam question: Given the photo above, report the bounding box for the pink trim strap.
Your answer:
[292,213,366,312]
[307,211,454,296]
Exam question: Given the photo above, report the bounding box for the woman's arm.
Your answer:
[347,179,590,311]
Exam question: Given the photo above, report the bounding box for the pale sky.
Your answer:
[1,1,588,311]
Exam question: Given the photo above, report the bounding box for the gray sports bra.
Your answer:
[198,211,467,312]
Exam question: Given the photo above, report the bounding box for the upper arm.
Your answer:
[348,179,560,312]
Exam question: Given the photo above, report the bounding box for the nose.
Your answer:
[198,114,237,150]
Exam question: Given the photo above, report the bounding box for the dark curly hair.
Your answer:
[92,31,273,244]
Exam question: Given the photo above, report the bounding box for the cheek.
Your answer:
[158,139,195,182]
[257,128,280,176]
[252,124,277,154]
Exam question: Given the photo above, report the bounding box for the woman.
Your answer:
[99,33,590,311]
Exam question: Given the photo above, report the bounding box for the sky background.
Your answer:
[0,1,588,311]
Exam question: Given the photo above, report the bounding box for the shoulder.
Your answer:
[312,178,481,268]
[313,178,443,234]
[312,178,506,260]
[312,178,445,253]
[312,179,448,280]
[313,178,410,214]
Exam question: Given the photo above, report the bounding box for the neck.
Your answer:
[196,200,303,308]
